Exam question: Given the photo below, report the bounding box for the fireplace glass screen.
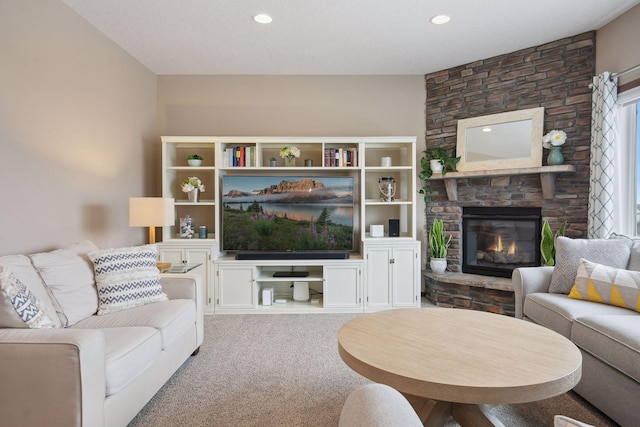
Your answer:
[462,207,541,278]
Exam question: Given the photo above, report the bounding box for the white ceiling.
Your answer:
[62,0,640,75]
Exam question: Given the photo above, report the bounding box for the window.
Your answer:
[636,102,640,235]
[616,85,640,235]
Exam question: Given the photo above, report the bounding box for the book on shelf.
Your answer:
[324,147,357,167]
[224,146,255,167]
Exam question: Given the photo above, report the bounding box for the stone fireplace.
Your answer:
[462,207,541,278]
[423,32,595,315]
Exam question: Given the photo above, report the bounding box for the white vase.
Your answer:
[187,159,202,166]
[188,189,199,202]
[430,257,447,274]
[430,159,443,173]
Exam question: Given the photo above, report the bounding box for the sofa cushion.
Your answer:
[100,327,162,396]
[609,233,640,271]
[0,254,61,328]
[72,299,195,350]
[523,292,633,338]
[569,259,640,312]
[0,266,56,328]
[549,237,631,294]
[572,315,640,383]
[88,244,167,315]
[30,240,100,326]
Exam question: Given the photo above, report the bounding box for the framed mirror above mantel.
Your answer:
[429,106,575,200]
[456,107,544,172]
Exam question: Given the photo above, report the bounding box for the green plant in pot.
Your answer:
[418,147,460,202]
[429,218,451,274]
[540,220,567,266]
[187,154,203,166]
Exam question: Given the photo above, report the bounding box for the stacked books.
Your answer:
[324,148,358,167]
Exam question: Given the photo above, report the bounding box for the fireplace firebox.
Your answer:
[462,207,541,278]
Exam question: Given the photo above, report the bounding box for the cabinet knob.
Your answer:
[389,259,395,264]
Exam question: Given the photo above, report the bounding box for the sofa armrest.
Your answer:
[0,328,106,427]
[160,273,204,347]
[512,266,554,319]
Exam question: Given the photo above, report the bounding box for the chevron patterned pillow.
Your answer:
[568,258,640,312]
[89,244,167,315]
[0,265,56,328]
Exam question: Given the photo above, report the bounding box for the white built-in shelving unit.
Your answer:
[158,136,420,314]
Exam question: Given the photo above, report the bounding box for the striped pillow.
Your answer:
[89,244,167,315]
[0,266,56,328]
[568,258,640,312]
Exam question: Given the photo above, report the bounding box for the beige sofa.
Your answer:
[513,236,640,427]
[0,241,204,427]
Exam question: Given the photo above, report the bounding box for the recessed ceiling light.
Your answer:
[482,127,492,132]
[430,15,451,25]
[252,13,272,24]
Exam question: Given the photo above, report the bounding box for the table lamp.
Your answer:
[129,197,175,244]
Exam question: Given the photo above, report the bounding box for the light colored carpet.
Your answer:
[129,313,617,427]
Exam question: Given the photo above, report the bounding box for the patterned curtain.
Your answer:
[588,72,618,238]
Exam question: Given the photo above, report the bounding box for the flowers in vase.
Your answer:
[279,146,301,160]
[181,177,205,193]
[542,130,567,149]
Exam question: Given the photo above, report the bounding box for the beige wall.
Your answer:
[158,74,427,248]
[0,0,158,255]
[596,3,640,85]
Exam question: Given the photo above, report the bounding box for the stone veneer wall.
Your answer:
[425,32,595,272]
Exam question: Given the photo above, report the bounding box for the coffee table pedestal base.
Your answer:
[403,394,505,427]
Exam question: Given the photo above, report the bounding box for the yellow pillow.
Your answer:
[568,258,640,312]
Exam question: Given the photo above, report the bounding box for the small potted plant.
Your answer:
[418,147,460,202]
[269,157,278,167]
[187,154,203,167]
[429,218,451,274]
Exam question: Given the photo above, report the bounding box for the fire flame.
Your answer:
[489,234,518,254]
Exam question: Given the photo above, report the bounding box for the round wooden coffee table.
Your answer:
[338,308,582,427]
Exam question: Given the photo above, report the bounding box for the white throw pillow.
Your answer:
[0,254,62,328]
[30,240,100,326]
[89,244,167,315]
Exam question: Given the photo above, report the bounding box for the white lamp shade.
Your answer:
[129,197,175,227]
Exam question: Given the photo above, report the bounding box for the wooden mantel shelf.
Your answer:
[429,165,576,200]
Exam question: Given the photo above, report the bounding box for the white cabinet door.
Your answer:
[158,248,184,264]
[364,242,420,310]
[158,246,213,311]
[216,265,254,309]
[184,248,212,309]
[323,264,361,309]
[391,245,419,307]
[365,246,392,309]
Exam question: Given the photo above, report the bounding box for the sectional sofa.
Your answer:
[0,241,204,427]
[513,236,640,427]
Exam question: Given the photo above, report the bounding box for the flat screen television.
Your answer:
[222,176,354,253]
